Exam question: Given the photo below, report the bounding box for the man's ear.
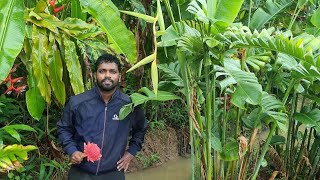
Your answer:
[119,75,122,82]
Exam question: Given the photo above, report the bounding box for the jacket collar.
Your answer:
[94,86,120,103]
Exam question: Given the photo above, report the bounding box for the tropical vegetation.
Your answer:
[0,0,320,179]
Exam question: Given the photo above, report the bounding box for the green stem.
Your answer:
[284,91,297,173]
[177,49,195,180]
[220,93,228,179]
[251,123,277,180]
[205,58,213,180]
[288,4,303,30]
[308,147,320,180]
[282,79,295,105]
[248,0,252,27]
[293,128,308,180]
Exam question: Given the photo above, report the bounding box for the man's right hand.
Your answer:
[70,151,83,164]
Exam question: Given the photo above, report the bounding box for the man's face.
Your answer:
[96,62,121,92]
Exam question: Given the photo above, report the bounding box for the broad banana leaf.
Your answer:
[249,0,294,30]
[79,0,136,63]
[32,25,51,104]
[63,35,84,95]
[0,0,25,83]
[214,0,244,26]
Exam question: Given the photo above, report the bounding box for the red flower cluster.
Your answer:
[49,0,65,16]
[1,64,27,97]
[83,142,102,163]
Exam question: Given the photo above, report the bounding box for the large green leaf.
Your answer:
[224,58,262,109]
[32,25,51,104]
[158,62,184,87]
[260,92,287,131]
[26,68,45,121]
[1,124,36,143]
[0,0,25,83]
[48,33,65,105]
[294,109,320,134]
[249,0,294,30]
[71,0,87,21]
[214,0,244,25]
[311,7,320,28]
[79,0,136,63]
[61,18,103,39]
[219,138,239,161]
[28,12,63,33]
[63,35,84,95]
[119,87,180,120]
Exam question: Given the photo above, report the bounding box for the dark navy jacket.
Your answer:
[57,87,147,175]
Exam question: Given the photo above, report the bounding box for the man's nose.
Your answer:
[105,71,111,78]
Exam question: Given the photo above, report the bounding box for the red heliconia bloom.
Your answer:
[11,77,24,83]
[53,5,65,16]
[4,84,15,95]
[83,142,102,163]
[49,0,64,17]
[1,64,27,97]
[49,0,56,8]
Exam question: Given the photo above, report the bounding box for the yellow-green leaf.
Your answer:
[157,0,165,31]
[32,25,51,104]
[63,35,84,95]
[151,60,158,95]
[120,10,156,23]
[127,53,156,72]
[48,33,66,105]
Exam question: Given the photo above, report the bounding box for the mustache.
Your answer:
[102,78,113,83]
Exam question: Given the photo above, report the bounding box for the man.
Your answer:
[57,54,147,180]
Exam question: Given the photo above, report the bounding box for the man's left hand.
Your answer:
[117,151,134,172]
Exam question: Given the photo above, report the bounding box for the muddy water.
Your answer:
[126,157,191,180]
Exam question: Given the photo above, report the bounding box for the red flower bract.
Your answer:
[83,142,102,163]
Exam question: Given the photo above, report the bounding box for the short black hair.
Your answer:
[95,54,122,72]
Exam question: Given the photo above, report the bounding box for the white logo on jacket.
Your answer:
[112,114,119,120]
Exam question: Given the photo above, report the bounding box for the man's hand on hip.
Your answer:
[117,151,134,172]
[70,151,83,164]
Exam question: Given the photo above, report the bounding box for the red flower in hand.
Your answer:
[83,142,102,163]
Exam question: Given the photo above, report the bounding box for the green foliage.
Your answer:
[136,152,160,168]
[79,0,137,63]
[0,0,25,83]
[249,0,294,30]
[0,144,37,173]
[119,87,181,120]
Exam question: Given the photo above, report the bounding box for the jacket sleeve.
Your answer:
[127,105,147,156]
[56,98,78,156]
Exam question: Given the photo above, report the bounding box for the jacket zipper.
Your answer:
[96,103,108,175]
